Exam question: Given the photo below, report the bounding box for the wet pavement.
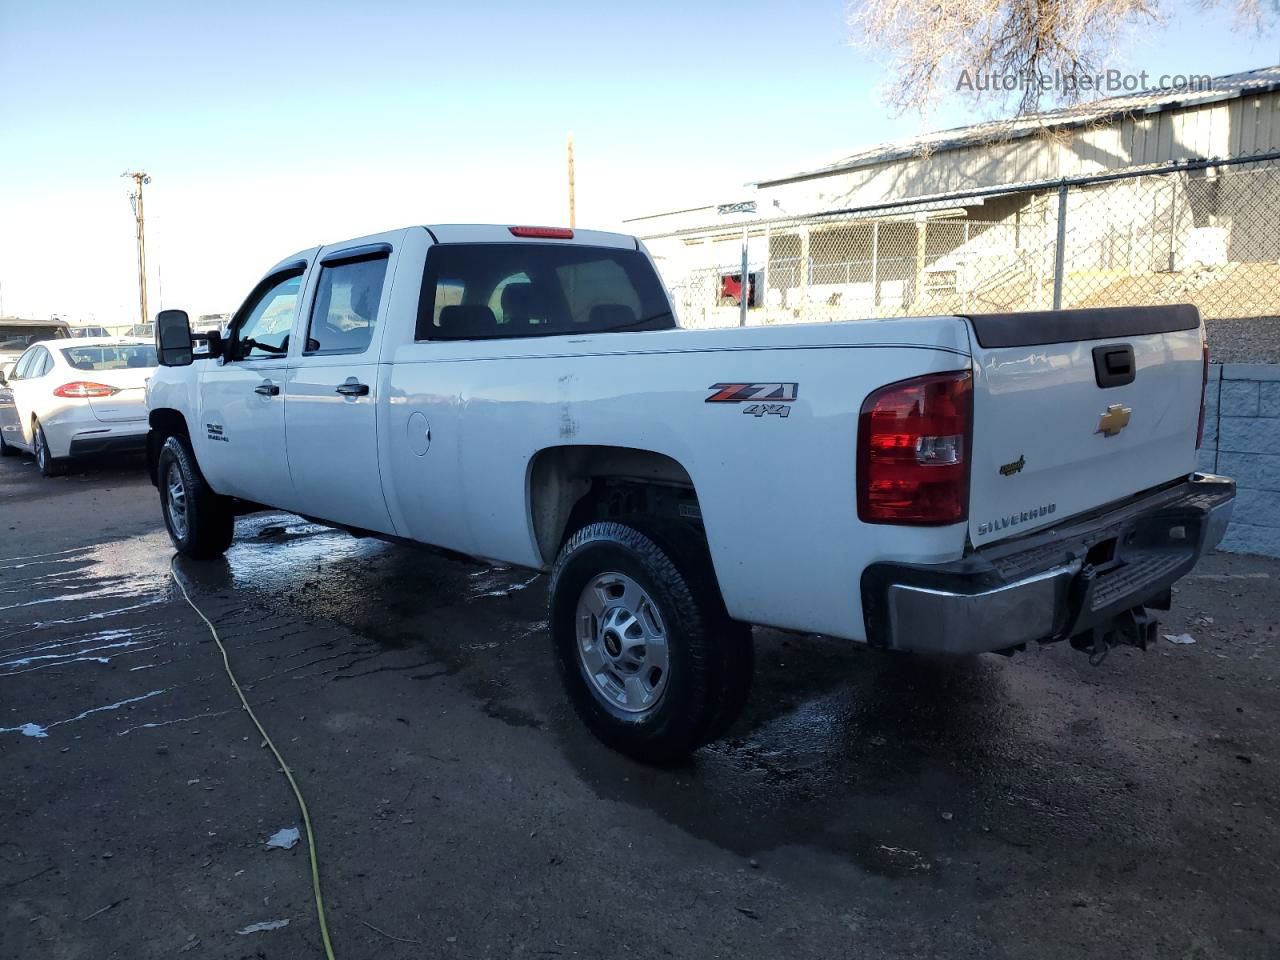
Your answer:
[1,452,1278,959]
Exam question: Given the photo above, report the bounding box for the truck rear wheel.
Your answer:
[549,520,752,762]
[157,434,234,559]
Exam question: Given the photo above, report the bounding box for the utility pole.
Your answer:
[566,133,576,228]
[122,171,151,326]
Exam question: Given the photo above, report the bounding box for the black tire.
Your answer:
[33,419,66,477]
[549,520,753,762]
[157,434,234,559]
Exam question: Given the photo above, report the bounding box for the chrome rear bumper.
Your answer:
[862,473,1235,655]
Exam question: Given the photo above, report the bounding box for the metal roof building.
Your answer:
[628,65,1280,236]
[628,66,1280,334]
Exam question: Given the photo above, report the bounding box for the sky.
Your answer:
[2,0,1279,324]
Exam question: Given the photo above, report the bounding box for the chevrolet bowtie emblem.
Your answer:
[1096,403,1132,437]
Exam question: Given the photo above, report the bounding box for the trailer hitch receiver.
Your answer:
[1070,603,1160,665]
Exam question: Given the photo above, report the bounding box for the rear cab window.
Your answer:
[416,244,674,341]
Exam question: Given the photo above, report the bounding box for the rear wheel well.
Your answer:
[147,409,189,486]
[529,446,704,566]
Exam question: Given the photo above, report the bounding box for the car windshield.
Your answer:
[61,344,157,371]
[0,325,66,350]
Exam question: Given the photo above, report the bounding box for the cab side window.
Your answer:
[232,272,303,360]
[305,253,389,355]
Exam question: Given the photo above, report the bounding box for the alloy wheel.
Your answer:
[575,572,670,714]
[165,461,189,540]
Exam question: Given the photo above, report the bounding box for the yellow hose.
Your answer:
[170,557,337,960]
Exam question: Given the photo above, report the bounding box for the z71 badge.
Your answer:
[706,383,798,417]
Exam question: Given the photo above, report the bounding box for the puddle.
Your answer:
[2,689,168,739]
[468,572,541,600]
[0,546,86,570]
[0,625,164,675]
[0,532,181,740]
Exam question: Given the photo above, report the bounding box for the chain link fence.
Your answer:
[642,153,1280,357]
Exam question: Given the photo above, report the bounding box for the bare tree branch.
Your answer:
[848,0,1215,117]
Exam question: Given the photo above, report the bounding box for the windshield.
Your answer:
[0,325,67,351]
[61,344,157,371]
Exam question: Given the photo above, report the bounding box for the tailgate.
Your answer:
[963,305,1204,548]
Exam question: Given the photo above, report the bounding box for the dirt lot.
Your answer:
[1,452,1278,960]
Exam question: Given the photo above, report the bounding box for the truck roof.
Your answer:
[265,225,641,284]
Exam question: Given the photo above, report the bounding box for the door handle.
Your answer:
[1091,344,1136,388]
[335,380,369,397]
[254,382,280,397]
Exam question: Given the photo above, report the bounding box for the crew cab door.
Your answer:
[282,234,399,534]
[195,261,311,506]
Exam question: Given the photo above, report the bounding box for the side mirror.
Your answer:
[0,368,8,387]
[195,329,225,359]
[156,309,194,367]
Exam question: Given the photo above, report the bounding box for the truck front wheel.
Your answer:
[157,434,234,559]
[549,521,752,762]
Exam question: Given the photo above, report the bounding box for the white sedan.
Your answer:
[0,337,156,476]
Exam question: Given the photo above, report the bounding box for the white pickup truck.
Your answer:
[146,224,1234,759]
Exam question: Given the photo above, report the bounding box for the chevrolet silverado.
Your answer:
[145,224,1235,758]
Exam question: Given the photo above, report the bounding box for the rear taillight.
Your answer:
[53,381,118,398]
[1196,342,1210,449]
[858,370,972,525]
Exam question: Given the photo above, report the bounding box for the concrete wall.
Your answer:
[1199,362,1280,557]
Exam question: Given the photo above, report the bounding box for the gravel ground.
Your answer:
[1,453,1278,960]
[1204,316,1280,364]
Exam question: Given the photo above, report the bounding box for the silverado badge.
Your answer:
[1096,404,1132,437]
